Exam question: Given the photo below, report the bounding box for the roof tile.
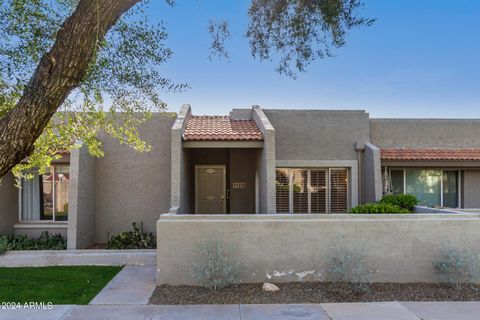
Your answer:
[381,148,480,161]
[183,116,263,141]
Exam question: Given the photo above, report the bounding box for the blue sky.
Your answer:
[148,0,479,118]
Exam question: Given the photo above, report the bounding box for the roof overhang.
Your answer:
[381,148,480,161]
[183,140,263,148]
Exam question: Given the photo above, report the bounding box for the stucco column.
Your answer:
[67,144,96,249]
[252,105,276,214]
[170,104,191,214]
[363,142,382,203]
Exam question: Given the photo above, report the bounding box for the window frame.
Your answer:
[276,167,349,214]
[389,168,462,208]
[18,164,70,223]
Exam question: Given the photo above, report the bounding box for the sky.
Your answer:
[147,0,480,118]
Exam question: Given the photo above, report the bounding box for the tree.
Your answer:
[0,0,373,179]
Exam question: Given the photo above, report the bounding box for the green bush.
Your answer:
[193,239,241,291]
[107,222,155,249]
[380,194,418,211]
[351,203,410,214]
[0,235,7,255]
[0,232,66,255]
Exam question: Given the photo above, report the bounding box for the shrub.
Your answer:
[380,194,418,211]
[193,239,241,291]
[0,235,7,255]
[351,203,410,214]
[0,232,66,254]
[433,244,480,291]
[326,243,370,293]
[107,222,155,249]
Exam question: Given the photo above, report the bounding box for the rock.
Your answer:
[262,282,280,292]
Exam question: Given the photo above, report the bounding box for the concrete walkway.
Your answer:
[89,265,157,305]
[2,267,480,319]
[1,302,480,320]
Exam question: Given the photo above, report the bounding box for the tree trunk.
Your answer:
[0,0,141,178]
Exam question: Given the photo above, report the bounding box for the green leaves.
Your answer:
[0,0,186,179]
[351,203,410,214]
[107,222,155,249]
[0,232,66,254]
[379,194,419,211]
[247,0,374,77]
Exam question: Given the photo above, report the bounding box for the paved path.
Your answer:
[1,302,480,320]
[89,265,157,305]
[3,267,480,319]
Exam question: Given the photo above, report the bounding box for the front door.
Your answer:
[195,165,226,214]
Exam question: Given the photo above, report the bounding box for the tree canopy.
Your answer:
[0,0,373,179]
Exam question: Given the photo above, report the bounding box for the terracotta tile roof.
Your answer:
[381,148,480,161]
[183,116,263,141]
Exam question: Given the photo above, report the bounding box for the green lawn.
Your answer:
[0,266,122,304]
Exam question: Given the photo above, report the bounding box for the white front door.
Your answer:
[195,165,226,214]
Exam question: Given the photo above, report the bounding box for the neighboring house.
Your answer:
[1,105,480,249]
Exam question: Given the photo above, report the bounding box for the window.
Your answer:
[275,168,349,213]
[275,169,290,213]
[389,169,459,208]
[330,169,348,213]
[310,170,327,213]
[20,164,70,222]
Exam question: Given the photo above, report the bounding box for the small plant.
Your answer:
[193,239,241,291]
[0,232,66,254]
[351,203,410,214]
[380,194,418,211]
[0,235,7,255]
[107,222,155,249]
[433,244,480,291]
[326,243,370,293]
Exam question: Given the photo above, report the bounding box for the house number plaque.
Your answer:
[232,182,247,189]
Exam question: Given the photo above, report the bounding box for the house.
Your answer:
[1,104,480,249]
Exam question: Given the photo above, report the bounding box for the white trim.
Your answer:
[14,223,67,229]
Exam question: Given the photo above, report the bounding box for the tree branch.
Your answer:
[0,0,141,178]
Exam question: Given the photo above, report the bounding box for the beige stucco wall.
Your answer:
[0,172,19,234]
[157,213,480,285]
[95,113,174,242]
[264,110,370,161]
[371,119,480,148]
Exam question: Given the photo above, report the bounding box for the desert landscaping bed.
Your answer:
[149,282,480,305]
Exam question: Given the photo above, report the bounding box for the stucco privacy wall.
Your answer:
[157,213,480,285]
[0,172,18,234]
[95,113,174,242]
[67,145,96,249]
[370,119,480,148]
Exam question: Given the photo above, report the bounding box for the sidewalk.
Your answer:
[1,266,479,319]
[1,302,480,320]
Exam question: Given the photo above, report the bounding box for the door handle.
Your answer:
[226,189,230,199]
